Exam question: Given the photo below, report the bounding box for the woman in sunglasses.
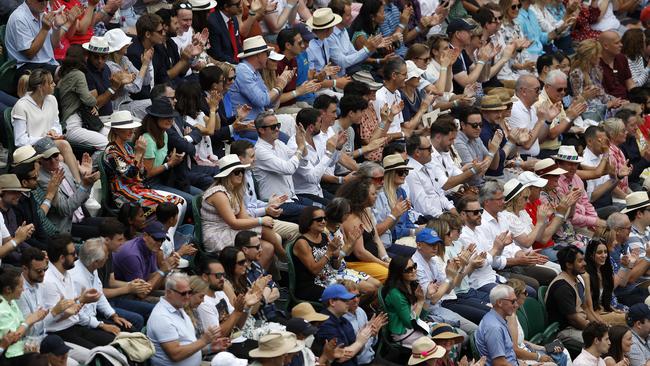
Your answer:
[372,154,420,258]
[602,118,632,199]
[201,154,282,269]
[383,255,429,348]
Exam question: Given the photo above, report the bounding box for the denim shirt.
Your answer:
[516,8,549,56]
[372,187,418,248]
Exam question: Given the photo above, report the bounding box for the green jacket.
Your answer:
[384,287,428,336]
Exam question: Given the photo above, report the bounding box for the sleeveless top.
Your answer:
[346,211,380,262]
[294,233,336,288]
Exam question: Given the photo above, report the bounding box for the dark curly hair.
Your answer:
[335,177,373,213]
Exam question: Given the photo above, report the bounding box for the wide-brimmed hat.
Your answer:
[504,178,528,203]
[292,302,329,322]
[189,0,217,10]
[352,71,382,91]
[214,154,250,178]
[306,8,342,30]
[146,97,179,119]
[269,50,285,61]
[382,154,413,172]
[480,95,506,111]
[430,324,464,344]
[237,36,274,59]
[82,36,111,54]
[621,191,650,214]
[211,351,247,366]
[518,171,547,188]
[0,174,30,192]
[249,332,304,358]
[408,337,446,365]
[406,60,424,80]
[12,145,42,167]
[104,110,142,129]
[33,137,60,159]
[104,29,133,53]
[552,145,583,163]
[286,318,319,336]
[534,158,568,176]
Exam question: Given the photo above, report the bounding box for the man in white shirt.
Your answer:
[41,233,113,349]
[573,322,610,366]
[404,134,456,217]
[509,75,560,159]
[69,238,133,336]
[172,2,195,53]
[253,110,311,222]
[373,58,408,140]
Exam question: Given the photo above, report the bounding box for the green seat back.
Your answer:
[286,240,321,310]
[97,152,118,216]
[2,107,14,168]
[192,194,203,247]
[0,59,16,95]
[522,297,547,340]
[516,307,530,340]
[0,25,6,64]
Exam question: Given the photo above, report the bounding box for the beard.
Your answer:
[209,282,223,292]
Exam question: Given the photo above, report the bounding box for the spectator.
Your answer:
[206,0,261,63]
[479,95,514,178]
[147,272,221,366]
[39,335,73,366]
[454,106,502,186]
[104,28,153,119]
[475,284,519,366]
[158,8,203,87]
[430,324,466,365]
[373,58,408,139]
[340,280,385,365]
[41,234,113,349]
[617,109,649,189]
[372,154,419,256]
[348,0,385,57]
[603,325,634,365]
[598,31,634,100]
[0,174,37,264]
[276,28,318,109]
[619,192,650,305]
[125,14,164,100]
[573,322,610,365]
[621,29,650,88]
[406,337,447,365]
[249,332,304,366]
[517,0,569,59]
[171,1,194,51]
[601,118,632,199]
[219,247,265,314]
[230,36,288,120]
[399,61,435,131]
[34,138,103,239]
[626,303,650,366]
[404,134,456,217]
[546,245,593,355]
[448,18,491,95]
[112,221,180,292]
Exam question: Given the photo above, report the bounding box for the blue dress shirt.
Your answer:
[229,60,271,120]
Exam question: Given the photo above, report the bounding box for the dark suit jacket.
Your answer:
[207,11,241,64]
[165,115,203,192]
[200,96,236,158]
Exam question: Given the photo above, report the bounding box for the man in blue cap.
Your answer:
[315,284,374,366]
[626,303,650,366]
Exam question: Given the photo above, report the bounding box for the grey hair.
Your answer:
[79,238,106,268]
[356,161,384,178]
[165,272,190,291]
[606,212,629,229]
[514,74,537,94]
[544,69,567,85]
[254,110,277,129]
[601,118,625,138]
[479,180,504,205]
[489,284,514,305]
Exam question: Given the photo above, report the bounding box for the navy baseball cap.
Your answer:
[446,18,476,35]
[416,228,443,245]
[628,303,650,323]
[40,335,71,356]
[144,221,169,241]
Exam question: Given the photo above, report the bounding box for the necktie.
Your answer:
[228,18,239,62]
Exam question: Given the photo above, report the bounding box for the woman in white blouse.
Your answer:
[11,69,80,181]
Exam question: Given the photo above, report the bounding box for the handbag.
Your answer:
[78,105,105,132]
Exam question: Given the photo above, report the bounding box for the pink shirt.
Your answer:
[609,144,629,193]
[557,173,599,228]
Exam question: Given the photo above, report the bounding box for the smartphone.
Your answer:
[410,280,420,292]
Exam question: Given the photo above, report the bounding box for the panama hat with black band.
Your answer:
[306,8,342,30]
[237,36,274,59]
[214,154,250,178]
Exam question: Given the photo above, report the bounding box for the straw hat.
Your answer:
[621,191,650,214]
[0,174,30,192]
[104,110,142,129]
[189,0,217,10]
[82,36,111,54]
[351,71,382,91]
[12,145,42,167]
[503,178,528,203]
[306,8,342,30]
[407,337,446,365]
[104,28,133,53]
[237,35,274,59]
[383,154,413,172]
[552,145,583,163]
[214,154,250,178]
[291,302,329,322]
[480,95,506,111]
[534,158,568,176]
[430,324,464,344]
[249,332,304,358]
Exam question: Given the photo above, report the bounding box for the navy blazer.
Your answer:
[207,11,241,64]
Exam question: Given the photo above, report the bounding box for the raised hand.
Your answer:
[15,222,35,243]
[168,148,185,167]
[536,101,562,122]
[207,90,222,110]
[324,64,341,77]
[52,296,75,316]
[79,288,101,304]
[565,100,588,120]
[236,104,252,120]
[366,137,387,152]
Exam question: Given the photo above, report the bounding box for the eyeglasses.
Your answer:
[245,245,261,250]
[44,153,60,160]
[524,86,541,94]
[418,145,433,152]
[405,263,418,273]
[396,169,410,177]
[510,3,522,9]
[415,56,430,63]
[232,169,245,176]
[551,86,567,93]
[261,123,281,130]
[463,209,484,215]
[209,272,225,279]
[502,297,518,304]
[170,288,194,297]
[236,259,247,266]
[176,2,192,9]
[154,28,165,34]
[466,122,481,129]
[312,216,326,223]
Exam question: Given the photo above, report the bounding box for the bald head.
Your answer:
[598,31,622,56]
[515,75,540,106]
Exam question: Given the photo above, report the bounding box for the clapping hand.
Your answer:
[236,104,252,121]
[167,148,186,167]
[14,221,35,244]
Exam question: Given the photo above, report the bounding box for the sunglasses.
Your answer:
[396,169,410,177]
[463,209,484,215]
[227,0,242,6]
[418,145,433,152]
[489,16,503,23]
[405,263,418,273]
[466,122,481,129]
[245,244,261,250]
[372,176,384,184]
[227,76,236,82]
[312,216,326,223]
[502,298,518,304]
[171,288,193,297]
[210,272,225,279]
[232,169,245,176]
[261,123,281,130]
[236,259,247,266]
[553,86,567,93]
[511,3,522,9]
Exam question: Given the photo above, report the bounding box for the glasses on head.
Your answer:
[396,169,410,177]
[418,145,433,152]
[463,208,484,215]
[312,216,326,223]
[405,263,418,273]
[245,244,261,250]
[236,259,247,266]
[232,169,245,176]
[261,123,281,130]
[466,122,481,129]
[171,288,193,297]
[176,2,192,9]
[44,153,60,161]
[210,272,225,279]
[510,3,522,9]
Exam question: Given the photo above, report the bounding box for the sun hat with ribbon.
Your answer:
[104,28,133,53]
[249,332,304,358]
[407,337,446,365]
[82,36,111,54]
[621,191,650,214]
[382,154,413,172]
[189,0,217,10]
[534,158,568,176]
[552,145,583,163]
[237,35,274,59]
[503,178,528,203]
[306,8,342,30]
[104,110,142,129]
[480,95,507,111]
[214,154,250,178]
[12,145,42,167]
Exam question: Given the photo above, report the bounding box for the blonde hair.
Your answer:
[572,40,602,79]
[466,19,483,37]
[602,118,625,139]
[214,173,244,209]
[184,276,209,329]
[384,169,399,208]
[340,279,359,292]
[218,61,235,78]
[505,187,529,213]
[261,66,276,91]
[506,278,526,297]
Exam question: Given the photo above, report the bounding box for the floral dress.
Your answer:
[102,142,182,222]
[539,190,590,248]
[359,107,385,162]
[569,67,616,122]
